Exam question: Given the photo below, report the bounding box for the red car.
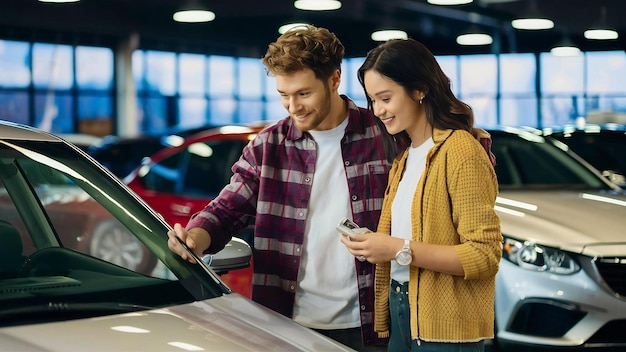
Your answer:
[124,125,266,297]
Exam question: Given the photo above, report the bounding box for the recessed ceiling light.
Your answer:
[278,23,310,34]
[511,18,554,30]
[427,0,472,5]
[371,30,408,42]
[173,10,216,23]
[456,33,493,45]
[550,36,580,56]
[584,29,619,40]
[294,0,341,11]
[550,46,581,56]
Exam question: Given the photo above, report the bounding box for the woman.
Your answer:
[340,38,502,351]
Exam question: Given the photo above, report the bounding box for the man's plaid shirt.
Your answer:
[187,96,392,346]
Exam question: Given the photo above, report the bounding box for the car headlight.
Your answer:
[502,236,580,274]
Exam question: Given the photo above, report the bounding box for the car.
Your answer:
[86,134,175,178]
[129,123,626,350]
[540,124,626,187]
[87,124,223,178]
[489,127,626,350]
[0,120,355,352]
[124,124,266,297]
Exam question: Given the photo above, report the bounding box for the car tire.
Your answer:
[89,220,156,274]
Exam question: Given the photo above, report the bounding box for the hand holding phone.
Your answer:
[336,217,370,239]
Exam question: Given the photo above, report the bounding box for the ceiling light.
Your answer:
[584,6,619,40]
[427,0,472,5]
[456,33,493,45]
[584,29,619,40]
[278,23,310,34]
[371,30,408,42]
[511,18,554,30]
[550,46,580,56]
[511,0,554,30]
[173,2,215,23]
[38,0,80,2]
[550,37,580,56]
[294,0,341,11]
[173,9,215,23]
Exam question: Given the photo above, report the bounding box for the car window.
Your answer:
[0,153,164,277]
[0,141,227,326]
[491,132,609,189]
[140,139,246,198]
[88,137,165,177]
[558,133,626,175]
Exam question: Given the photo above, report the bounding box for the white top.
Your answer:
[293,117,360,329]
[390,137,434,283]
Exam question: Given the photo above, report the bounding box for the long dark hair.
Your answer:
[358,38,474,158]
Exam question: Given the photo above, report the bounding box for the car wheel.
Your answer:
[89,220,156,274]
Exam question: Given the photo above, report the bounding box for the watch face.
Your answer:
[396,250,412,266]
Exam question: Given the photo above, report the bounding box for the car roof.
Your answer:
[541,123,626,135]
[0,120,62,142]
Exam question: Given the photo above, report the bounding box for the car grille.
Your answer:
[595,257,626,297]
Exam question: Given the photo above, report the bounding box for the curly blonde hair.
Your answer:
[262,25,345,81]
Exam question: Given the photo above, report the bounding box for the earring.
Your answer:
[419,97,423,105]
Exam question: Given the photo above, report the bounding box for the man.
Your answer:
[168,25,392,351]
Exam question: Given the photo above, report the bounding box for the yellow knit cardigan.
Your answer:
[374,128,502,342]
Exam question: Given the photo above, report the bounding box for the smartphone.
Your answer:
[336,217,370,239]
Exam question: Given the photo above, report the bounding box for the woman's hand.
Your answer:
[340,232,405,264]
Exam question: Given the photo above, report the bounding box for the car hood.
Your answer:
[497,190,626,256]
[0,293,354,352]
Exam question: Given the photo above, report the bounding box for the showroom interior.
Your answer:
[0,0,625,138]
[1,1,626,351]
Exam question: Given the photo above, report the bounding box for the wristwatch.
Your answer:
[395,239,412,266]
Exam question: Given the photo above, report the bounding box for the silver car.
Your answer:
[490,127,626,350]
[0,120,354,351]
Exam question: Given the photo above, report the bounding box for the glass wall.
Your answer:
[1,38,626,135]
[0,40,113,135]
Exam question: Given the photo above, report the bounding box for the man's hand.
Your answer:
[167,223,212,263]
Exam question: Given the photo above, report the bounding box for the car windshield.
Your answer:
[490,130,617,190]
[0,140,228,327]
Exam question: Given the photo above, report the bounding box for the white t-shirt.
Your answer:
[390,137,434,283]
[293,117,360,329]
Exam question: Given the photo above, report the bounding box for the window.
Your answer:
[0,40,30,88]
[499,53,537,127]
[345,58,367,107]
[436,55,459,96]
[586,51,626,121]
[76,46,114,135]
[4,35,626,136]
[540,53,585,126]
[460,55,497,126]
[237,58,264,123]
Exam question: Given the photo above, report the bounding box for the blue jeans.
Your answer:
[388,280,485,352]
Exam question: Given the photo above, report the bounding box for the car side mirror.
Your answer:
[203,237,252,274]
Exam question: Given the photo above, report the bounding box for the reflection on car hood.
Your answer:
[0,294,354,352]
[497,190,626,255]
